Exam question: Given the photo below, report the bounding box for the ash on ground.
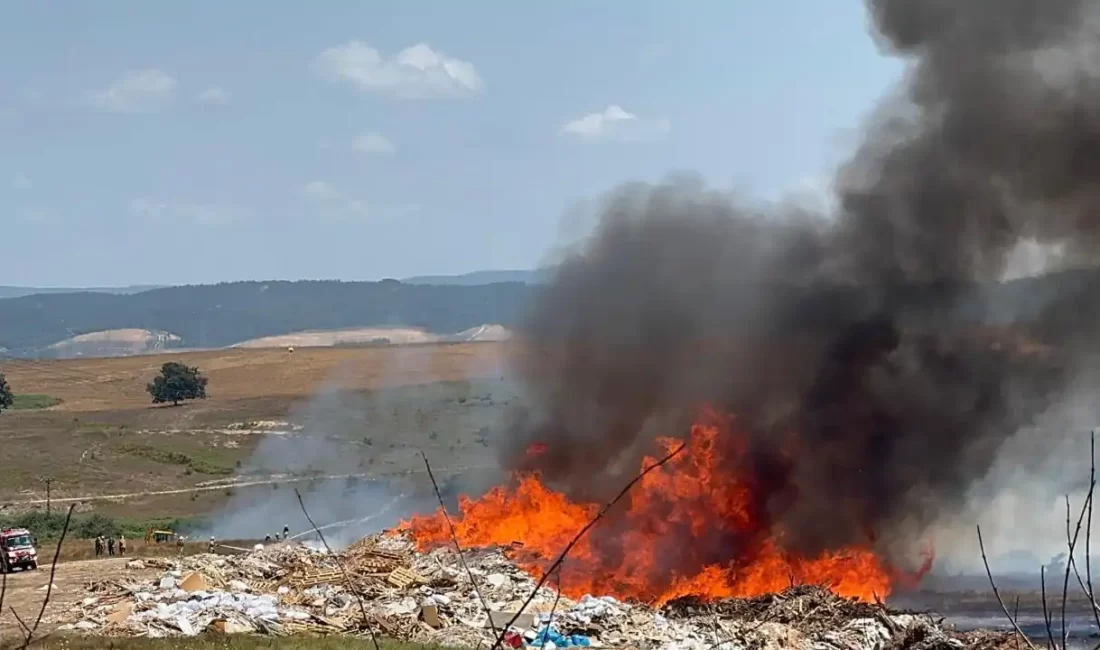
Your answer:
[56,533,1013,650]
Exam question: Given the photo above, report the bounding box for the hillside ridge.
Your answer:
[0,279,531,358]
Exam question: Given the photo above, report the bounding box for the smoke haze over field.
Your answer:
[500,0,1100,569]
[205,349,512,546]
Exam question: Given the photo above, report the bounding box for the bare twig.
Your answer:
[1062,487,1093,650]
[976,525,1038,650]
[1064,438,1100,637]
[10,606,31,642]
[1041,565,1055,650]
[490,442,687,650]
[1088,430,1100,631]
[1060,490,1095,646]
[19,503,74,650]
[1014,597,1021,650]
[420,451,497,639]
[1065,497,1076,649]
[294,489,380,650]
[0,562,7,645]
[540,563,564,650]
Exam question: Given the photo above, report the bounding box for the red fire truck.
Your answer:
[0,528,39,573]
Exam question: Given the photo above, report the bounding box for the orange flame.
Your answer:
[401,415,928,604]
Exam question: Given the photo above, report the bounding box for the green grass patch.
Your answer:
[19,635,449,650]
[0,511,210,541]
[119,443,235,476]
[10,393,62,410]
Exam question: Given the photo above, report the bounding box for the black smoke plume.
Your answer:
[500,0,1100,565]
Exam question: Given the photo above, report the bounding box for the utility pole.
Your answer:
[41,477,53,515]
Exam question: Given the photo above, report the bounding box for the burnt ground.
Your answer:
[892,575,1100,645]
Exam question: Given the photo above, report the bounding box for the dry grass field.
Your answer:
[2,343,507,411]
[0,343,512,518]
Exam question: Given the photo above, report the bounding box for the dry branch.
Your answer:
[420,451,498,640]
[10,606,31,642]
[1087,430,1100,631]
[294,489,380,650]
[19,502,74,650]
[1062,493,1089,650]
[1041,565,1054,650]
[540,564,564,650]
[1014,597,1021,650]
[976,525,1038,650]
[490,442,687,650]
[0,560,7,645]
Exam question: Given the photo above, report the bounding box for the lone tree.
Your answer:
[147,362,208,406]
[0,372,12,414]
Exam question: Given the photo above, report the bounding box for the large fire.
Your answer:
[400,414,931,605]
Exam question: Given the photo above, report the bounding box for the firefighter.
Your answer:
[264,534,271,544]
[208,536,216,553]
[94,536,103,557]
[107,536,116,557]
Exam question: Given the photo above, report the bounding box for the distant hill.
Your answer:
[3,268,1099,359]
[232,324,511,349]
[44,328,184,359]
[0,279,531,358]
[402,269,551,286]
[0,285,165,300]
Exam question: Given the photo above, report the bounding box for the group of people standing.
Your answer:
[93,535,126,557]
[263,525,291,544]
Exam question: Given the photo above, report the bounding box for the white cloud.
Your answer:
[296,180,417,221]
[352,131,396,155]
[129,197,240,225]
[87,69,178,113]
[559,105,670,142]
[129,197,168,219]
[181,204,239,226]
[195,86,231,105]
[13,173,31,190]
[313,41,483,98]
[301,180,340,201]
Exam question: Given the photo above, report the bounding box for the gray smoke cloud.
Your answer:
[204,347,511,548]
[499,0,1100,576]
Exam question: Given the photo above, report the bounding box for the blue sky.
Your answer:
[2,1,902,287]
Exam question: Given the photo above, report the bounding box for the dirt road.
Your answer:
[5,463,493,508]
[0,558,159,638]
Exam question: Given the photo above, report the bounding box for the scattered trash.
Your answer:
[53,532,1006,649]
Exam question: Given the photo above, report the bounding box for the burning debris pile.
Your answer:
[56,536,1005,650]
[403,419,933,605]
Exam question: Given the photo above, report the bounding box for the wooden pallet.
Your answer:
[249,579,279,593]
[386,566,423,589]
[289,569,344,588]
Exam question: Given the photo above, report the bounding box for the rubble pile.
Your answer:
[56,534,1012,650]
